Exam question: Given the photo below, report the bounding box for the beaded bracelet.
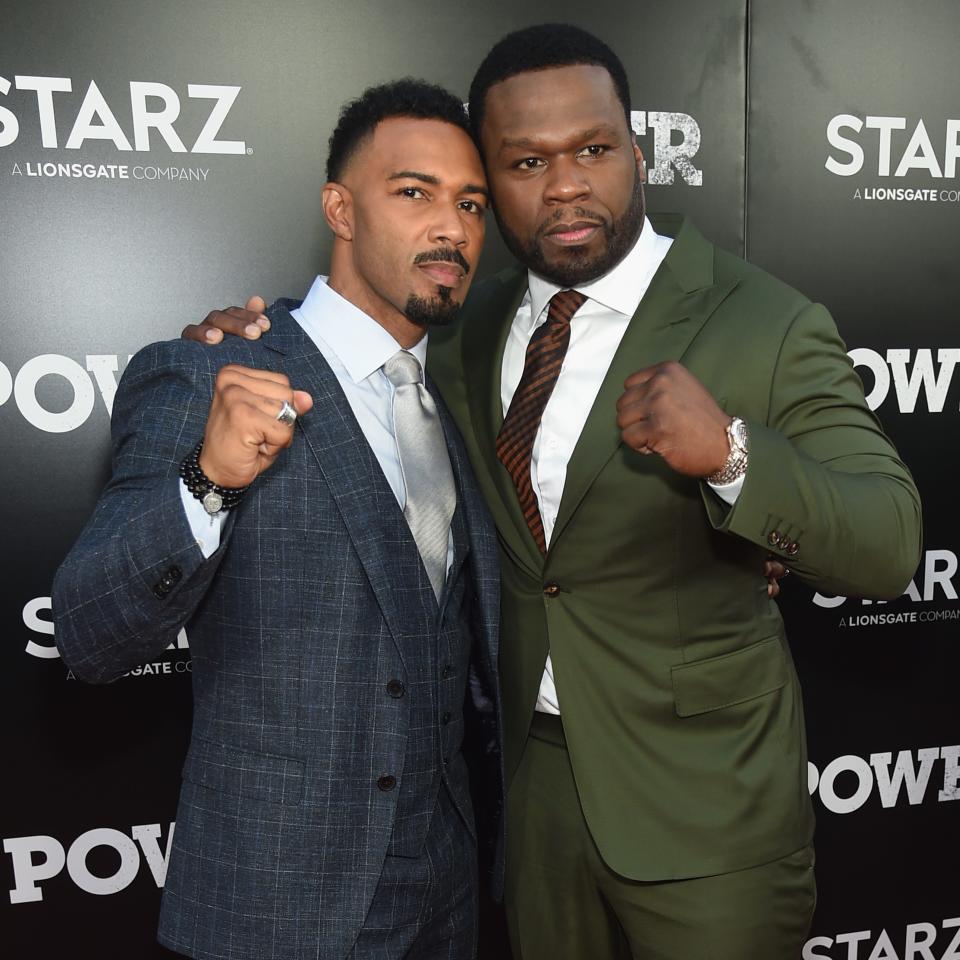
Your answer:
[179,440,249,514]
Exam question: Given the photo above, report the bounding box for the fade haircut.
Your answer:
[468,23,632,141]
[326,78,472,183]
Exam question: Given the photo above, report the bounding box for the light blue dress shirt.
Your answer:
[181,276,453,566]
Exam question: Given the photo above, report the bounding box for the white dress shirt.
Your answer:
[182,276,453,571]
[500,217,743,714]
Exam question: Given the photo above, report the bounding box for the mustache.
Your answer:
[413,247,471,276]
[536,207,608,236]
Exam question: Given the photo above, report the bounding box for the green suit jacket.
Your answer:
[427,215,922,881]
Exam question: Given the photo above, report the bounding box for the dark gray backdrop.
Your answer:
[1,1,955,957]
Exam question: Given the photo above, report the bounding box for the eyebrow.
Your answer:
[388,170,490,200]
[500,125,619,151]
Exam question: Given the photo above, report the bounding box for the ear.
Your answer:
[322,182,353,241]
[633,139,646,184]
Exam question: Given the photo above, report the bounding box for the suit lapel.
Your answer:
[550,220,739,548]
[261,306,415,665]
[461,272,543,573]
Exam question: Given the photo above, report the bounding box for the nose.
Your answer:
[543,157,591,205]
[427,204,469,247]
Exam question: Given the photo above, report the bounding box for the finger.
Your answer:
[245,295,269,328]
[621,422,654,454]
[182,322,223,344]
[623,365,663,390]
[217,364,293,393]
[202,307,264,340]
[615,382,652,415]
[616,395,649,429]
[764,559,788,580]
[767,581,780,598]
[292,390,313,415]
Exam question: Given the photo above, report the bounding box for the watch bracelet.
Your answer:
[179,440,249,510]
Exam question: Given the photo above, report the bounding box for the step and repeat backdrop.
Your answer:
[0,0,955,957]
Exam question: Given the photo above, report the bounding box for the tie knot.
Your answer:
[547,289,587,325]
[383,350,423,387]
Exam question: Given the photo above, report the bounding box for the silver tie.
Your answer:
[383,350,456,600]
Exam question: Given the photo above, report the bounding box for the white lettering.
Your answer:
[869,748,940,808]
[188,84,245,154]
[12,75,71,147]
[826,115,865,176]
[64,80,132,151]
[130,81,186,153]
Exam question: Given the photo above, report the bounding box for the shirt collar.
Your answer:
[295,275,428,383]
[527,215,663,323]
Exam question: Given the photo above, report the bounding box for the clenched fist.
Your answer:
[200,364,313,488]
[616,361,731,478]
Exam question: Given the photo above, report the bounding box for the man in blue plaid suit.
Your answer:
[53,81,502,960]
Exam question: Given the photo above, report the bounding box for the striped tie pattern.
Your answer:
[496,289,587,553]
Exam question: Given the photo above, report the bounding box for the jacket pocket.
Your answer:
[181,736,304,806]
[672,635,787,718]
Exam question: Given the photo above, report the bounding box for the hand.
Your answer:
[764,557,788,598]
[616,361,731,477]
[200,365,313,488]
[182,296,270,344]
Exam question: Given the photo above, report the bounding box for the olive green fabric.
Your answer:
[427,215,922,882]
[505,715,816,960]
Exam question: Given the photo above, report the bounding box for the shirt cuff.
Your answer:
[706,471,745,506]
[179,478,225,559]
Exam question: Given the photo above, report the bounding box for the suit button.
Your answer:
[767,531,782,547]
[386,679,405,698]
[377,775,396,791]
[786,541,799,556]
[168,566,182,582]
[543,582,561,598]
[441,664,452,679]
[441,711,451,725]
[152,583,168,599]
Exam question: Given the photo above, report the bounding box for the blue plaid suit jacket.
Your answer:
[53,303,503,960]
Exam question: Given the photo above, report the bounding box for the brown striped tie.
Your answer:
[496,289,587,553]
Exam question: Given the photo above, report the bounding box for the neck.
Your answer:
[328,243,426,349]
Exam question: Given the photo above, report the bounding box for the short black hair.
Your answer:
[326,78,472,182]
[468,23,632,141]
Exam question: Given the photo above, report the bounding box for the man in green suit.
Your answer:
[188,23,921,960]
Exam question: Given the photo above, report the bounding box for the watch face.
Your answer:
[732,419,749,452]
[203,491,224,515]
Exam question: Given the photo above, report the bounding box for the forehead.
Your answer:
[355,116,485,184]
[482,64,627,148]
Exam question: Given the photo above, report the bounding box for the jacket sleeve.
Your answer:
[52,340,234,683]
[703,302,922,599]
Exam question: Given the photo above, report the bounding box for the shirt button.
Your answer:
[377,775,396,791]
[441,664,452,679]
[386,679,405,698]
[543,582,561,598]
[441,712,451,725]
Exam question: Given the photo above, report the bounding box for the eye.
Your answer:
[397,186,427,199]
[458,199,486,215]
[515,157,545,170]
[578,144,608,158]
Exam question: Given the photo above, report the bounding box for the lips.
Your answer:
[544,219,602,246]
[417,262,464,286]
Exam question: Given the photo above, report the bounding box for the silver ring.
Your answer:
[276,399,297,426]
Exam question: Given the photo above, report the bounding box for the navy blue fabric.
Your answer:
[53,303,503,960]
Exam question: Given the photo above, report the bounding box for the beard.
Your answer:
[404,283,461,328]
[403,246,470,327]
[495,171,645,287]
